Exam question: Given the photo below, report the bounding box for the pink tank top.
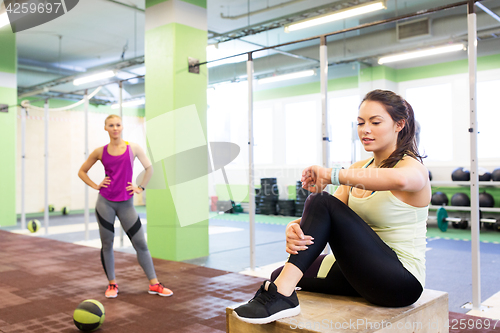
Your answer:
[99,142,134,202]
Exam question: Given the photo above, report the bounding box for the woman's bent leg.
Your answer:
[286,192,422,307]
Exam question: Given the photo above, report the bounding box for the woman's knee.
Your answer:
[303,191,343,214]
[132,238,149,253]
[101,241,113,251]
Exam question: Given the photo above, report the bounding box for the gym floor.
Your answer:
[1,209,500,332]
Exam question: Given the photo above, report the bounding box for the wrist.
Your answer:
[138,185,145,191]
[330,167,344,186]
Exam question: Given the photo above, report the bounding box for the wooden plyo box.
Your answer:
[226,289,449,333]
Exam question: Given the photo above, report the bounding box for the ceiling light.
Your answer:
[111,98,145,109]
[73,71,115,86]
[0,13,9,29]
[284,0,386,32]
[378,44,466,64]
[258,70,315,84]
[206,43,218,51]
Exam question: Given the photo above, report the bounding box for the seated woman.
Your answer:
[233,89,431,324]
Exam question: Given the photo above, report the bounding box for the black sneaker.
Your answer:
[233,280,300,324]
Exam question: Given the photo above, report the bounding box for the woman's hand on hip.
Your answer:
[126,182,143,195]
[96,177,111,190]
[286,222,314,255]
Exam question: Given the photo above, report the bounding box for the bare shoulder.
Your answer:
[349,158,371,169]
[127,141,139,153]
[396,156,426,170]
[92,146,104,160]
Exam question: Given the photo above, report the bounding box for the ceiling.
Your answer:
[3,0,500,105]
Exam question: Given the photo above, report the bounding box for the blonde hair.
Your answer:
[105,114,121,125]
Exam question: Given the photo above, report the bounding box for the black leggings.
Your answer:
[271,192,423,307]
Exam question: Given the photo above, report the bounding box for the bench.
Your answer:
[226,289,448,333]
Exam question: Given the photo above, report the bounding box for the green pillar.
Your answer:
[144,0,208,261]
[0,25,17,227]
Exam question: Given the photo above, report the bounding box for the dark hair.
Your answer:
[360,89,424,168]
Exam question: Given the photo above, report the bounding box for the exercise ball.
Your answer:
[431,192,448,206]
[452,168,470,181]
[492,168,500,181]
[479,192,495,207]
[73,299,105,332]
[478,168,492,181]
[451,192,470,206]
[62,206,70,215]
[27,219,41,233]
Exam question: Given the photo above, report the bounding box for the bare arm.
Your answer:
[131,143,154,188]
[78,147,109,190]
[338,157,427,192]
[302,157,428,193]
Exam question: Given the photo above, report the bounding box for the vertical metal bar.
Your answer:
[21,107,26,230]
[320,36,329,168]
[247,53,256,271]
[119,81,123,121]
[320,36,331,254]
[84,90,89,241]
[44,100,49,234]
[119,81,124,247]
[468,0,481,310]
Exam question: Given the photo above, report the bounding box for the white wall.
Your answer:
[16,108,147,214]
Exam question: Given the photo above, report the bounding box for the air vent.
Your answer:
[397,18,431,42]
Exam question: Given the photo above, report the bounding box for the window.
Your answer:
[405,84,453,161]
[254,107,273,164]
[328,95,360,164]
[207,82,248,165]
[477,80,500,159]
[285,100,318,165]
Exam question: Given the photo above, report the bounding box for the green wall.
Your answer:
[145,19,209,261]
[0,26,17,227]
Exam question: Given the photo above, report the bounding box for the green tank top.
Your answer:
[348,158,428,288]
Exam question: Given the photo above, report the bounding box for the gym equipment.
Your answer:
[430,192,448,206]
[256,178,278,215]
[27,219,41,233]
[452,220,468,229]
[478,167,492,181]
[451,167,470,181]
[295,181,311,217]
[277,200,295,216]
[431,207,499,232]
[479,192,495,207]
[62,206,70,215]
[432,207,467,231]
[492,168,500,181]
[450,192,470,206]
[73,299,105,332]
[47,204,55,212]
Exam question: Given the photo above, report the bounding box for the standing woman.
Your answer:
[233,89,431,324]
[78,114,172,298]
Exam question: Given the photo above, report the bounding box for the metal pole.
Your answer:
[468,0,481,310]
[247,53,256,271]
[21,107,26,230]
[84,90,90,241]
[119,81,124,247]
[320,36,329,168]
[44,100,49,234]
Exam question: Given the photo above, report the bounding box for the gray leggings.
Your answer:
[95,194,157,281]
